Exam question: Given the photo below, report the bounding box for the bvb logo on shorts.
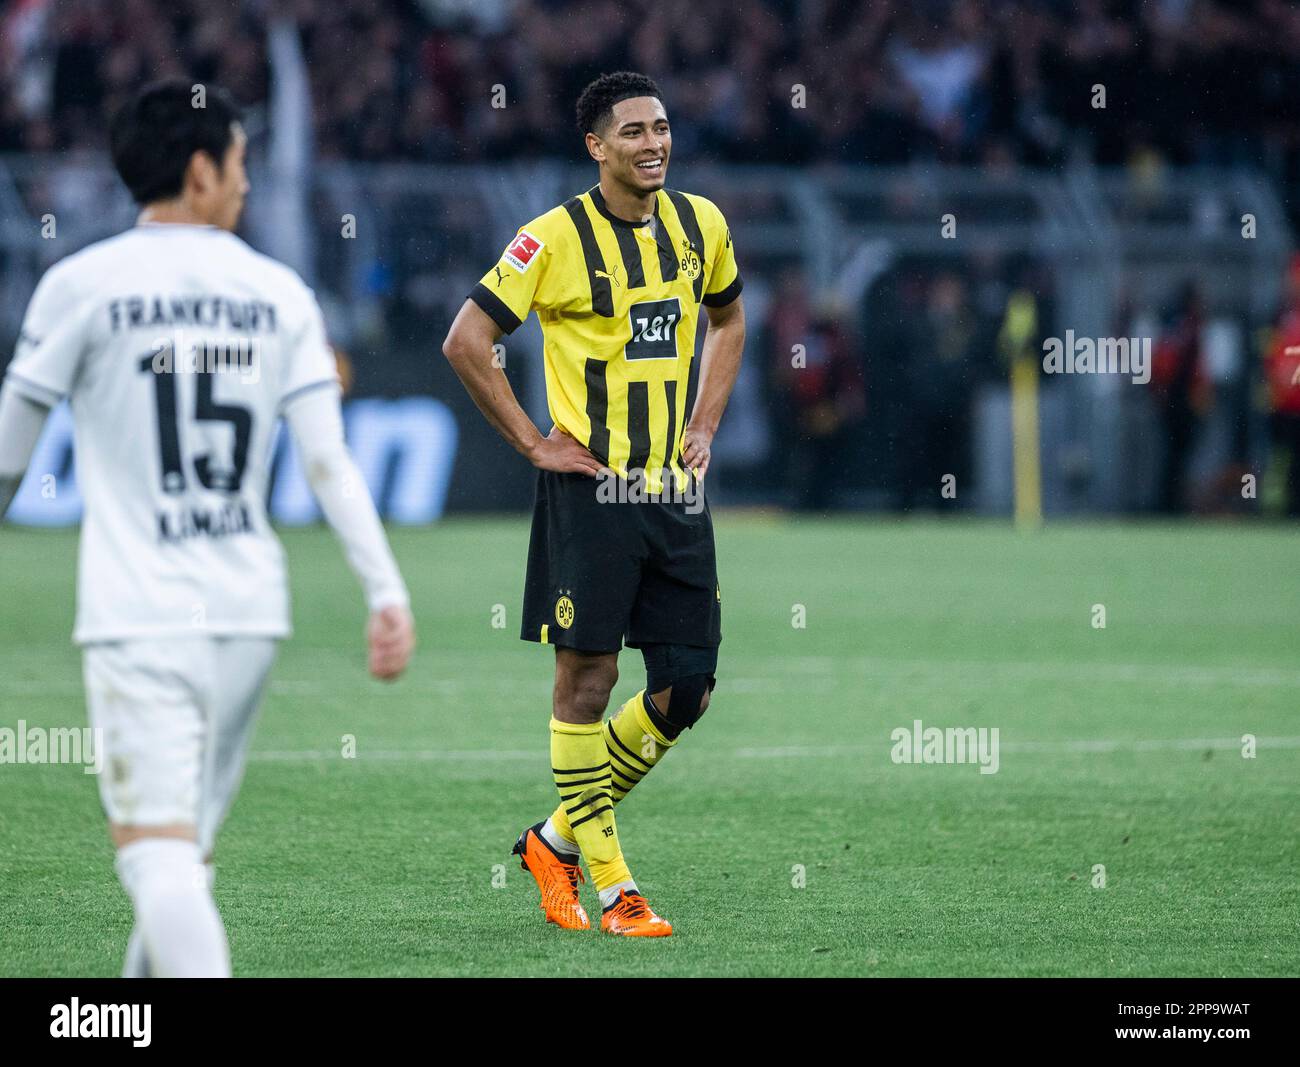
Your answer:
[555,595,575,629]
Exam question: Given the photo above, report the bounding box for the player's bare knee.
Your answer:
[111,823,198,849]
[554,651,617,723]
[569,679,614,721]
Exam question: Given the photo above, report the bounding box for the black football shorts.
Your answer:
[521,470,721,653]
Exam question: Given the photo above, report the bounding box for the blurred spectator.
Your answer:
[767,270,866,511]
[1266,255,1300,517]
[1151,282,1212,514]
[900,273,989,511]
[887,0,990,154]
[3,0,1300,221]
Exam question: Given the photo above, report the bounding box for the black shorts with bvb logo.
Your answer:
[521,470,721,653]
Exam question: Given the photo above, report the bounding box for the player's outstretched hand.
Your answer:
[368,603,415,681]
[682,424,713,480]
[528,426,608,478]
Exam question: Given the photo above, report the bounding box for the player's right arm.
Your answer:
[442,299,604,476]
[443,221,608,477]
[0,261,90,518]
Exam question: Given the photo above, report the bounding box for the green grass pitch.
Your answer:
[1,517,1297,977]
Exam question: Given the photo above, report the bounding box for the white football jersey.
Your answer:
[5,223,338,643]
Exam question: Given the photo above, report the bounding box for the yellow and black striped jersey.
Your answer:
[469,185,742,493]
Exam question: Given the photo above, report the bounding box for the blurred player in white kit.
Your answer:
[0,80,416,977]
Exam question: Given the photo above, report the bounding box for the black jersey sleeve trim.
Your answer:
[469,283,523,334]
[702,274,744,308]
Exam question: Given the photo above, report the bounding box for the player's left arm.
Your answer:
[283,385,414,680]
[683,202,746,479]
[0,384,51,518]
[282,284,414,680]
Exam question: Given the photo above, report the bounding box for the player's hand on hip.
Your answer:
[528,426,608,477]
[682,424,714,480]
[367,604,415,681]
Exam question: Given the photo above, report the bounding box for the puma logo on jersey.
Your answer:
[493,266,507,287]
[594,265,621,288]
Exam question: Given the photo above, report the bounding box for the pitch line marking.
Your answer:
[781,656,1300,689]
[5,657,1296,698]
[733,737,1300,758]
[246,736,1300,763]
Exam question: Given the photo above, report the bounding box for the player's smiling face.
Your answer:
[597,96,671,194]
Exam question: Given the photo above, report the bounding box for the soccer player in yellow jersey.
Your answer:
[442,72,745,936]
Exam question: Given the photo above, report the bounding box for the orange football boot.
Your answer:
[600,889,673,937]
[512,823,589,930]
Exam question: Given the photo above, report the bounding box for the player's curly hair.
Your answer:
[576,72,663,136]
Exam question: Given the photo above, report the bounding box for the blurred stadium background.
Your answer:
[4,0,1300,522]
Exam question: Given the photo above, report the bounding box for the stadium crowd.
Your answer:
[4,0,1300,177]
[2,0,1297,517]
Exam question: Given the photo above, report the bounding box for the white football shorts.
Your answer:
[82,637,278,853]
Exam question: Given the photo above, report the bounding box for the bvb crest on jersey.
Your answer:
[679,238,702,280]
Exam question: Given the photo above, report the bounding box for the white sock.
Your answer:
[115,840,230,978]
[540,818,579,858]
[598,879,639,910]
[122,926,150,978]
[123,865,208,978]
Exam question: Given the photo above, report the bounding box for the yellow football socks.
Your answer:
[549,691,676,849]
[549,717,630,891]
